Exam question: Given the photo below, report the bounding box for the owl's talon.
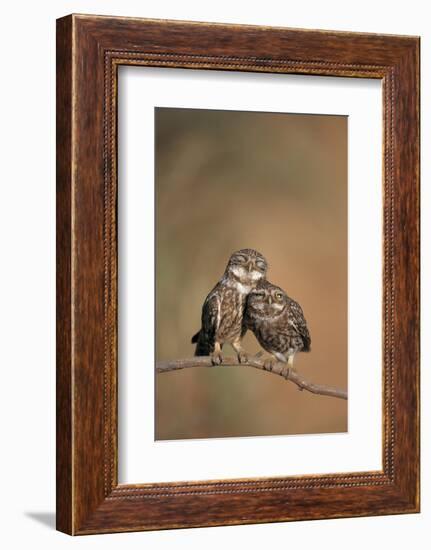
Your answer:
[211,353,223,366]
[282,367,291,379]
[237,351,248,364]
[263,359,274,371]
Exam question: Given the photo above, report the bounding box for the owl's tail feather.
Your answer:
[194,342,211,356]
[302,333,311,352]
[194,340,214,356]
[192,330,215,356]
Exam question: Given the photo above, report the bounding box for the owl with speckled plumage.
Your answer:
[191,249,268,364]
[244,280,311,368]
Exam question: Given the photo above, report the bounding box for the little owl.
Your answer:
[192,249,268,364]
[244,280,311,368]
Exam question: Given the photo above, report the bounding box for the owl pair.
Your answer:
[192,249,311,368]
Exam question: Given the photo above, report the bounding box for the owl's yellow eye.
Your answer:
[235,255,247,263]
[254,292,265,299]
[275,292,283,300]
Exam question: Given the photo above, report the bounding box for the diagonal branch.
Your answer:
[156,356,347,400]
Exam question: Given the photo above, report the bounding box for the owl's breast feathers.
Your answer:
[193,281,248,356]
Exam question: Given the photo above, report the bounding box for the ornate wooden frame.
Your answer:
[56,14,420,535]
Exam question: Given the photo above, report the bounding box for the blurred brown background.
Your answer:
[155,107,347,440]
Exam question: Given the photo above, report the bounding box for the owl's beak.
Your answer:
[268,296,272,305]
[247,262,253,273]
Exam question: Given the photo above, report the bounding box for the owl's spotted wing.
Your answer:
[202,292,220,340]
[193,291,220,356]
[288,299,311,352]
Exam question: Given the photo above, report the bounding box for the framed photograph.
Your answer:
[56,14,420,535]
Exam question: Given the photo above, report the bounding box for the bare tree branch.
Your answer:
[156,356,347,400]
